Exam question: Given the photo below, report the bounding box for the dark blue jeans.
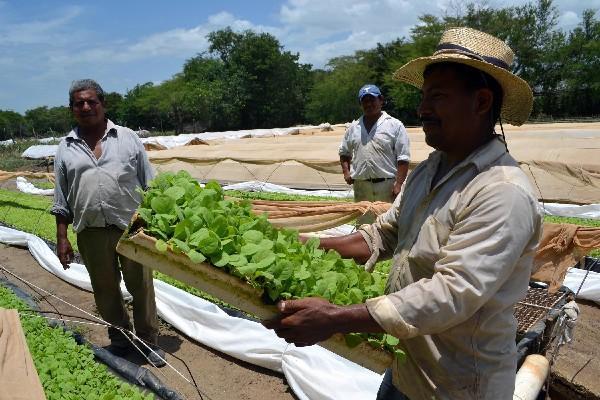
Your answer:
[376,369,410,400]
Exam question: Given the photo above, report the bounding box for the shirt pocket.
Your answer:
[116,148,139,186]
[407,214,451,276]
[371,130,394,151]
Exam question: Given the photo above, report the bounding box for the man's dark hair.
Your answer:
[423,62,503,128]
[69,79,105,108]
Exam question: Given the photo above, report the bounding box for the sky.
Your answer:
[1,0,598,113]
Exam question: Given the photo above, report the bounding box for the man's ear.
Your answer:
[474,88,493,116]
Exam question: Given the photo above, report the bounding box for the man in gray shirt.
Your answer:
[339,84,410,223]
[52,79,165,367]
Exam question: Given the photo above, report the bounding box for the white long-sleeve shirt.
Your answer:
[338,111,410,180]
[361,137,542,400]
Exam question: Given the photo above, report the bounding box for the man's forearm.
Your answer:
[317,232,372,264]
[334,303,386,334]
[340,156,352,176]
[395,161,409,186]
[56,215,70,241]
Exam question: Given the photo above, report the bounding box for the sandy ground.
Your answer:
[0,244,296,400]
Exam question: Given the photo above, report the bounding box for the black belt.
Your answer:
[361,178,392,183]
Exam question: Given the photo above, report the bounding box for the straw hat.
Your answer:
[393,27,533,126]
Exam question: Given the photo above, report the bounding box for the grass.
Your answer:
[0,187,77,246]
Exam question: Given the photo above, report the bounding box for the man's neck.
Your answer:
[445,132,495,166]
[78,120,107,141]
[363,112,382,129]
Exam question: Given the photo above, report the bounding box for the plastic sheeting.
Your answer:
[563,268,600,305]
[15,177,53,196]
[140,124,341,150]
[21,144,58,159]
[223,181,353,199]
[541,203,600,219]
[0,226,382,400]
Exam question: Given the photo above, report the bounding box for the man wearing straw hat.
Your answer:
[264,27,542,399]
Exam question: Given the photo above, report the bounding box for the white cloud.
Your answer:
[0,6,82,46]
[277,0,432,66]
[558,10,580,29]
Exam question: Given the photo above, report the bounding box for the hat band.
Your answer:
[435,43,510,70]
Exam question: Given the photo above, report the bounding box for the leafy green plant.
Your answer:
[0,284,154,400]
[136,171,400,354]
[138,171,384,304]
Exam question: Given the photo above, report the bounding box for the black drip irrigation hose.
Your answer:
[0,277,184,400]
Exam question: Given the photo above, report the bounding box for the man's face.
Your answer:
[360,95,383,119]
[71,89,105,128]
[418,67,481,152]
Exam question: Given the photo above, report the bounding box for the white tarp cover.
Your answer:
[541,203,600,220]
[0,139,14,147]
[563,268,600,305]
[15,177,53,196]
[222,181,353,199]
[141,124,342,150]
[0,226,381,400]
[21,144,58,159]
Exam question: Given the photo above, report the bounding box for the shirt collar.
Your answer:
[66,119,117,141]
[359,111,390,127]
[426,135,508,178]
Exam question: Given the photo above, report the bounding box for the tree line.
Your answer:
[1,0,598,141]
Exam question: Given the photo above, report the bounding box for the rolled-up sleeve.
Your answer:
[338,127,352,157]
[359,194,401,266]
[394,123,410,162]
[367,182,540,338]
[50,145,73,221]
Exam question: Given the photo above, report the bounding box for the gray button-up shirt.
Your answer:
[361,137,542,400]
[51,120,154,233]
[338,111,410,180]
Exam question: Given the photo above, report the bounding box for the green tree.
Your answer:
[104,92,124,125]
[207,28,312,129]
[0,110,26,140]
[305,56,371,124]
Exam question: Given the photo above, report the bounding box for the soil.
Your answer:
[0,244,296,400]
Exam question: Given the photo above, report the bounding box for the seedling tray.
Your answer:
[116,228,392,373]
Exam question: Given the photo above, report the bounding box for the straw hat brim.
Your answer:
[392,53,533,126]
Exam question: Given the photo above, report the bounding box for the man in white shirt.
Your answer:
[339,84,410,223]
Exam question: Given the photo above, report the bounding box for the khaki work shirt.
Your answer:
[51,120,154,233]
[362,137,542,400]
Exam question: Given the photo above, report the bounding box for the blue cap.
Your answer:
[358,84,381,101]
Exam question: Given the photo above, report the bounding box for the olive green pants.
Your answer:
[77,226,158,347]
[353,179,395,224]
